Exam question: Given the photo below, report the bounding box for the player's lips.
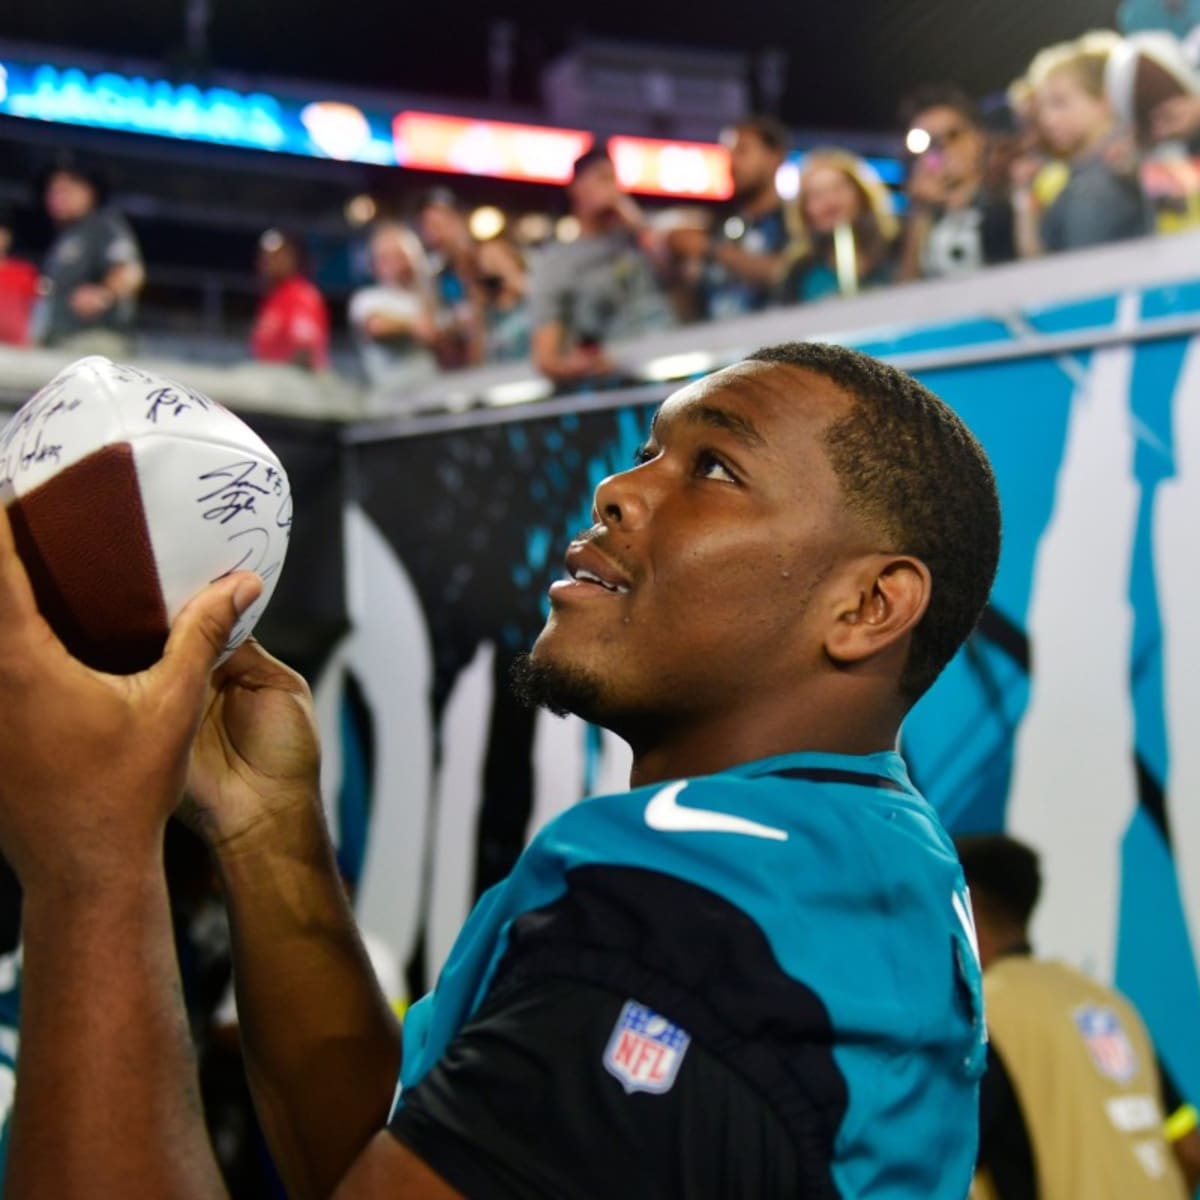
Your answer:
[550,539,634,599]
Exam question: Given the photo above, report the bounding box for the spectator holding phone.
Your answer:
[897,86,1017,281]
[701,115,791,319]
[529,148,673,387]
[474,236,532,364]
[417,189,482,369]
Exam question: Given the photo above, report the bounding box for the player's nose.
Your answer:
[592,464,653,531]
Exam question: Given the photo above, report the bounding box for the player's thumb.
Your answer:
[154,572,263,701]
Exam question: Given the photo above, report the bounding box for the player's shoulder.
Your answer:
[530,749,962,944]
[548,750,951,864]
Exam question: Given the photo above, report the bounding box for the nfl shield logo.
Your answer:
[1074,1005,1138,1084]
[603,1000,691,1095]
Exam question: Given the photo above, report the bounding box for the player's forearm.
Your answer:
[214,796,401,1200]
[11,859,227,1199]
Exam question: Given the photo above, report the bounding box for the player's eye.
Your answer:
[695,450,739,484]
[633,442,659,466]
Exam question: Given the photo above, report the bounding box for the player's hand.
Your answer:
[182,640,322,857]
[69,284,115,319]
[0,504,261,891]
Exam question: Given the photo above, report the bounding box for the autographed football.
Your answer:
[0,356,290,673]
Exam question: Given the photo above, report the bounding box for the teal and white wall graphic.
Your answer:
[314,270,1200,1112]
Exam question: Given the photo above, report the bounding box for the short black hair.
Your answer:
[898,84,981,133]
[36,155,109,208]
[954,834,1042,928]
[746,342,1001,700]
[733,114,790,155]
[417,186,462,213]
[571,147,614,183]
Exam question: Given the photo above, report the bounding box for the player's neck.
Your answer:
[625,700,902,790]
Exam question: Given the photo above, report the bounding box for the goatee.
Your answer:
[509,652,603,720]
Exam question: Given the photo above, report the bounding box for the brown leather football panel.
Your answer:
[8,443,169,674]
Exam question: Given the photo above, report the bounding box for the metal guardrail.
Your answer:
[346,305,1200,444]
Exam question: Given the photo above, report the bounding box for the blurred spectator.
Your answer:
[348,221,437,390]
[653,207,714,323]
[898,86,1016,280]
[782,149,899,302]
[1119,0,1200,45]
[1015,33,1152,256]
[249,229,330,373]
[529,148,674,387]
[473,235,532,363]
[702,115,790,319]
[1107,32,1200,231]
[417,189,482,369]
[36,161,144,356]
[0,210,39,346]
[956,834,1197,1199]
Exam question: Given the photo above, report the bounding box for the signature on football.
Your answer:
[143,383,214,424]
[196,460,291,528]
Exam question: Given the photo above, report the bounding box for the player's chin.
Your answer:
[510,641,608,722]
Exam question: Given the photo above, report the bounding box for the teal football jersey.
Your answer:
[394,750,986,1197]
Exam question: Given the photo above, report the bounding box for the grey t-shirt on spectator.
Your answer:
[39,208,143,344]
[1040,158,1150,253]
[529,230,674,348]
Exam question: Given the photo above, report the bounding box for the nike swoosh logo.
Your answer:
[644,780,789,841]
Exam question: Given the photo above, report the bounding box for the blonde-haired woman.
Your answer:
[781,149,899,303]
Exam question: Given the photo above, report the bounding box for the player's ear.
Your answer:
[824,554,931,667]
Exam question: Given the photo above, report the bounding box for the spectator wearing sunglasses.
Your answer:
[897,85,1017,281]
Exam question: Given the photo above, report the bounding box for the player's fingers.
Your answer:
[0,502,56,646]
[212,636,307,695]
[152,572,262,704]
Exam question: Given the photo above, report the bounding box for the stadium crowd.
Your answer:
[4,25,1200,399]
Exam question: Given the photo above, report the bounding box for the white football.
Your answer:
[0,356,291,673]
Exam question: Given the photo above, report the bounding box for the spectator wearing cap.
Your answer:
[529,148,674,387]
[897,86,1017,281]
[348,221,437,391]
[249,230,330,373]
[473,236,532,363]
[36,161,144,355]
[701,115,791,320]
[417,190,482,369]
[1015,33,1152,256]
[782,148,899,302]
[0,211,39,347]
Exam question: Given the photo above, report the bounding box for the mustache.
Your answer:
[568,525,640,585]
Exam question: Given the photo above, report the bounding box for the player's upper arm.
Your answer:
[385,969,805,1198]
[333,1131,463,1200]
